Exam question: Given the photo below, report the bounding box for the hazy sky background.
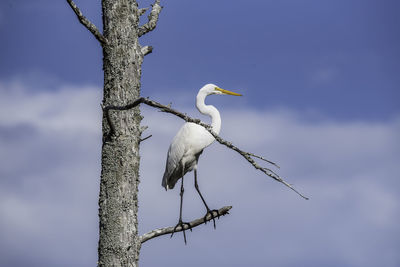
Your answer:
[0,0,399,266]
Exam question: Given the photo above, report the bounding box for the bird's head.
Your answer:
[200,83,242,96]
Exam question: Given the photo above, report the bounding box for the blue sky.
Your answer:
[0,1,399,267]
[0,0,399,120]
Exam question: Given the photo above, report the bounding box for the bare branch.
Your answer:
[140,206,232,244]
[138,0,163,37]
[139,134,152,143]
[102,98,309,200]
[141,46,153,56]
[248,152,280,169]
[66,0,107,45]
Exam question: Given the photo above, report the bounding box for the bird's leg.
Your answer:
[194,169,220,229]
[171,170,192,244]
[179,175,185,222]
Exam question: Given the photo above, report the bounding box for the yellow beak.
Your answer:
[215,87,242,96]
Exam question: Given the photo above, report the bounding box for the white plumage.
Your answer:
[162,83,240,189]
[161,84,242,242]
[162,122,213,189]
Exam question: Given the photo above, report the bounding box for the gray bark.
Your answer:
[98,1,144,266]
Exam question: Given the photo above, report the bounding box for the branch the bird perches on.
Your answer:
[140,206,232,243]
[102,97,309,200]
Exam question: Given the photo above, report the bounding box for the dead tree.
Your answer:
[67,0,162,266]
[67,1,307,266]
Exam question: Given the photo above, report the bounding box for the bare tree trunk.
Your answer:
[98,1,144,266]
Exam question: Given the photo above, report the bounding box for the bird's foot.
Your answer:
[170,220,192,244]
[203,208,221,229]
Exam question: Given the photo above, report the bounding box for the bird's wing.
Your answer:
[162,123,190,189]
[162,123,214,189]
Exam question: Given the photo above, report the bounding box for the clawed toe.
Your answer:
[170,220,192,244]
[203,209,220,229]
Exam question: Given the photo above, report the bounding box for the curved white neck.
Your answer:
[196,91,221,134]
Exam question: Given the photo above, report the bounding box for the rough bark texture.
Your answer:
[98,1,144,266]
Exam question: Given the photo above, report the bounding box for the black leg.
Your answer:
[179,175,184,221]
[194,169,220,229]
[171,167,192,244]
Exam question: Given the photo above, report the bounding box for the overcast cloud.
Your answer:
[0,80,398,267]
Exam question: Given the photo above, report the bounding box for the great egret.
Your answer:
[162,83,242,243]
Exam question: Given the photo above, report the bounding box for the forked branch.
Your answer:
[102,97,309,200]
[138,0,163,37]
[66,0,107,45]
[140,206,232,243]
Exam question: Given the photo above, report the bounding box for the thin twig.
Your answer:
[102,97,309,200]
[140,206,232,244]
[139,134,153,143]
[138,0,163,37]
[261,167,280,178]
[66,0,107,45]
[248,152,280,169]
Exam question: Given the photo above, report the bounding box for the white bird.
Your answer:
[162,83,241,243]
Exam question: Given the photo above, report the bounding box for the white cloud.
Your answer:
[0,80,399,267]
[0,81,101,267]
[0,81,101,135]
